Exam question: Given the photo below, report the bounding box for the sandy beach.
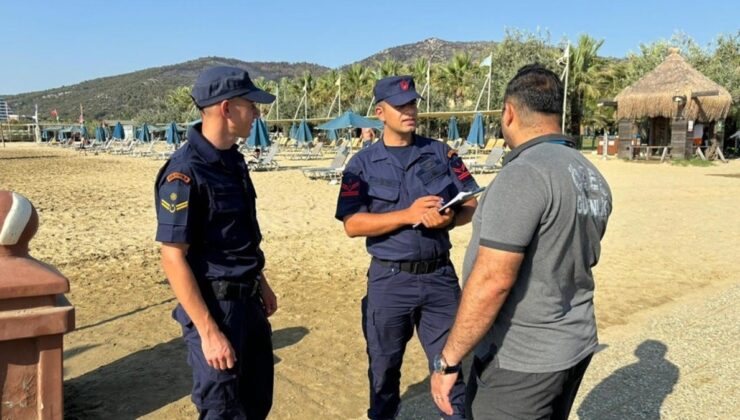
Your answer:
[0,143,737,419]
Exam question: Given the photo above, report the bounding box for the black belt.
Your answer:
[372,254,450,275]
[210,279,260,300]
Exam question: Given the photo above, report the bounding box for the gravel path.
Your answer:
[397,280,739,419]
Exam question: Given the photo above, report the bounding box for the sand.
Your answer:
[0,143,737,419]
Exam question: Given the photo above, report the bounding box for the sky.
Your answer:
[2,0,737,95]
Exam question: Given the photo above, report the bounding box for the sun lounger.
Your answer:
[469,147,505,173]
[248,144,279,171]
[302,146,350,180]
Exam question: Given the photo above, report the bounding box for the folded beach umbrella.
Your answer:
[79,125,89,139]
[466,113,485,147]
[295,119,313,146]
[289,122,298,140]
[136,123,151,142]
[247,118,271,148]
[165,122,181,145]
[448,116,460,141]
[112,122,125,139]
[95,126,107,141]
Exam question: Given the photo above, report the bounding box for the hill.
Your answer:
[351,37,498,66]
[4,57,329,121]
[5,38,502,121]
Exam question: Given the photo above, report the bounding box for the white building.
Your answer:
[0,99,10,122]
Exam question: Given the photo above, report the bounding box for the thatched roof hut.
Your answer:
[615,49,732,121]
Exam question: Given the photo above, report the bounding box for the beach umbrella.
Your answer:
[295,119,313,145]
[165,122,181,145]
[466,113,485,147]
[289,122,298,139]
[187,118,201,127]
[112,122,125,139]
[448,116,460,141]
[95,126,107,141]
[136,123,151,142]
[316,110,383,131]
[79,125,89,139]
[327,129,338,142]
[247,118,271,148]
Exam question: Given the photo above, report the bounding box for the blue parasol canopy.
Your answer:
[112,122,125,139]
[289,122,298,139]
[327,129,338,141]
[295,119,313,145]
[466,113,485,147]
[317,111,382,130]
[136,123,151,142]
[165,122,181,145]
[247,118,271,148]
[95,126,107,141]
[448,116,460,141]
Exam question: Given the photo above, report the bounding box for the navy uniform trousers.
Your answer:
[362,260,467,419]
[174,294,273,419]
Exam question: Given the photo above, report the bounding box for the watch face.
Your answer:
[433,354,445,373]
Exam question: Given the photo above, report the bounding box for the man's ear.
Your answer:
[219,100,230,118]
[375,102,385,123]
[502,102,515,128]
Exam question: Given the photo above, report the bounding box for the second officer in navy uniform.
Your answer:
[336,76,479,419]
[155,66,277,419]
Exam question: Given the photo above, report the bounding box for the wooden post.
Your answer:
[617,119,636,159]
[670,119,689,159]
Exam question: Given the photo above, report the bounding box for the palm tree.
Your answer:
[438,53,476,108]
[567,34,605,135]
[371,59,404,81]
[343,64,372,111]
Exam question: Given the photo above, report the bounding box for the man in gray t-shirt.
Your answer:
[430,64,612,420]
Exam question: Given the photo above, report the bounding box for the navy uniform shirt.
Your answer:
[155,123,264,282]
[335,135,479,261]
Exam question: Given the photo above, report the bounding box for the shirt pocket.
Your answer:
[367,177,400,212]
[210,185,247,214]
[418,162,455,197]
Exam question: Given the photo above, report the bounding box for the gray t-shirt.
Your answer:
[462,135,612,373]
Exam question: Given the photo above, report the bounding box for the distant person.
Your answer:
[155,66,278,419]
[336,75,479,419]
[361,127,374,149]
[431,64,613,420]
[249,147,262,163]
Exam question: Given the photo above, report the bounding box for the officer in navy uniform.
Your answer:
[155,66,278,420]
[335,76,479,419]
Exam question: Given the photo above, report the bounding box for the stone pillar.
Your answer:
[0,191,75,419]
[671,119,690,159]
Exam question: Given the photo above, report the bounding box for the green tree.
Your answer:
[567,34,605,135]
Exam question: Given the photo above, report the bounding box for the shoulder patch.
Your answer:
[340,174,362,198]
[167,172,191,184]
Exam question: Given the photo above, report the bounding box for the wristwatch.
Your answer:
[433,353,461,374]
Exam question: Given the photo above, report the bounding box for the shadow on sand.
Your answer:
[577,339,679,420]
[64,326,308,419]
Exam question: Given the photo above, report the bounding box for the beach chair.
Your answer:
[302,145,350,180]
[469,147,505,174]
[248,144,279,171]
[289,142,323,160]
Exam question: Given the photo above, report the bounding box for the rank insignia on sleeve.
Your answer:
[450,156,472,181]
[160,198,188,213]
[166,172,191,184]
[340,174,362,198]
[157,178,190,224]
